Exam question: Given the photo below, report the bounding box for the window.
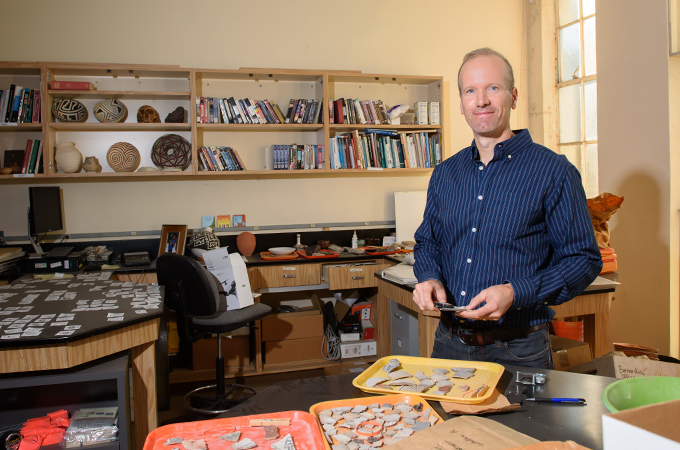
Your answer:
[556,0,597,197]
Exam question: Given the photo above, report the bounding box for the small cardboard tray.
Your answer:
[352,355,504,404]
[142,411,325,450]
[260,251,299,261]
[309,393,444,450]
[296,250,339,259]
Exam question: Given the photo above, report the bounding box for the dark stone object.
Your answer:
[305,245,321,256]
[165,106,185,123]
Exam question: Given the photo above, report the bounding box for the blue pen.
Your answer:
[525,397,586,404]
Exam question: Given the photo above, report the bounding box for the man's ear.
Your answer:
[511,87,518,110]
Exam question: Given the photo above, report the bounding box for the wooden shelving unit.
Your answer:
[0,61,445,182]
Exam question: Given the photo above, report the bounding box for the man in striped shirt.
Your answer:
[413,48,601,369]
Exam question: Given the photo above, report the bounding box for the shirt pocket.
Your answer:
[486,192,529,238]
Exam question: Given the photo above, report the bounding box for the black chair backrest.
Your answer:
[157,253,222,318]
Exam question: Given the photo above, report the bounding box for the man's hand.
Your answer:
[456,283,515,321]
[413,279,447,311]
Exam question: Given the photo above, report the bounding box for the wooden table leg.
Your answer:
[131,341,157,450]
[585,309,612,358]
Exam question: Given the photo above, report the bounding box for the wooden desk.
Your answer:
[376,274,615,359]
[0,274,163,450]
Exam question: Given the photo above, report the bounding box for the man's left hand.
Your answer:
[456,284,515,321]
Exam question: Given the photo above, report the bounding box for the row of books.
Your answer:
[198,146,246,171]
[329,130,441,170]
[0,85,41,124]
[329,98,390,125]
[20,139,44,174]
[195,97,323,125]
[271,144,324,170]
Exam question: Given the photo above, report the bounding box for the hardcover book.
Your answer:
[31,89,41,123]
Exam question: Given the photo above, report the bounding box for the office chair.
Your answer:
[157,253,271,414]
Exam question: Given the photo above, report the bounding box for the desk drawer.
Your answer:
[257,264,320,288]
[325,263,389,290]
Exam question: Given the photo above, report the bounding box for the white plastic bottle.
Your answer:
[351,230,358,249]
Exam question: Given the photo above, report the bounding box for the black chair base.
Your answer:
[182,383,256,414]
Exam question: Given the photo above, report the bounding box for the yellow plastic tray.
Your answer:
[309,393,443,450]
[352,355,504,404]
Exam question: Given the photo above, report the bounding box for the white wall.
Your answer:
[0,0,528,239]
[597,0,672,354]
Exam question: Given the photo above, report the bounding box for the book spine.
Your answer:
[328,98,334,124]
[197,148,208,171]
[297,100,308,124]
[21,139,33,174]
[4,85,15,122]
[201,147,215,170]
[333,99,344,124]
[236,99,250,124]
[50,81,95,90]
[199,98,206,123]
[285,99,295,123]
[195,97,201,123]
[263,100,280,124]
[35,140,44,173]
[218,98,229,123]
[23,89,33,123]
[14,89,24,123]
[230,148,246,170]
[218,148,233,170]
[227,97,243,123]
[31,89,41,123]
[27,139,40,173]
[208,97,215,123]
[272,103,286,124]
[256,100,271,123]
[369,101,381,125]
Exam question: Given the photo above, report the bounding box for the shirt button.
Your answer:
[544,302,548,305]
[461,291,466,296]
[460,319,466,323]
[517,307,522,310]
[478,195,483,200]
[472,228,477,232]
[467,258,472,263]
[478,166,483,170]
[508,155,512,159]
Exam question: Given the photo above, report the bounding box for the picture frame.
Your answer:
[158,224,188,256]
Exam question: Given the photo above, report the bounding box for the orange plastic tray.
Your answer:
[260,251,299,260]
[309,393,444,450]
[295,250,339,259]
[359,247,401,255]
[142,411,325,450]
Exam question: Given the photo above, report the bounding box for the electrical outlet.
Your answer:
[131,231,137,236]
[311,223,316,228]
[365,221,369,226]
[254,226,259,231]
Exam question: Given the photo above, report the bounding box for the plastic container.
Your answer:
[351,230,358,249]
[552,319,584,342]
[602,376,680,412]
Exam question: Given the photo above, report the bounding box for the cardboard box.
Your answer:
[340,339,377,359]
[603,399,680,449]
[260,291,324,342]
[571,353,680,378]
[551,335,592,371]
[192,335,250,371]
[351,301,373,321]
[362,319,374,340]
[264,336,325,364]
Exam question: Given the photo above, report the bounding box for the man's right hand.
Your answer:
[413,279,447,311]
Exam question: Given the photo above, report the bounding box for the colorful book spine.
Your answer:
[31,89,41,123]
[50,81,96,90]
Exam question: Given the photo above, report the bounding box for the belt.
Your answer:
[441,313,545,346]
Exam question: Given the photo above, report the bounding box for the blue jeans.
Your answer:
[431,321,554,369]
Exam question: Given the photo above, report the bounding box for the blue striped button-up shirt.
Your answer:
[414,129,602,329]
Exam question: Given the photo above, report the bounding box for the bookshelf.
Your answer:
[0,61,446,181]
[0,62,45,180]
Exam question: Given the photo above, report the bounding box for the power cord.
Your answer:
[322,324,341,360]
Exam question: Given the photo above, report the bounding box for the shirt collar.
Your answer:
[470,129,533,162]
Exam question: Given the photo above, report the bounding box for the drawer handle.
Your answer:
[394,313,403,319]
[352,276,364,280]
[283,274,296,278]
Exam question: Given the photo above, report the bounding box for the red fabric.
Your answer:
[20,410,70,450]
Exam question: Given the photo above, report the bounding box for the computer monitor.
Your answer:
[27,186,63,255]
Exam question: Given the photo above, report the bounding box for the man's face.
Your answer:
[459,55,518,139]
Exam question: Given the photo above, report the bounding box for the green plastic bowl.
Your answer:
[602,376,680,412]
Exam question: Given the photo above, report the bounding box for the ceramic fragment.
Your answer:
[431,390,446,396]
[381,403,394,410]
[383,421,398,427]
[332,407,353,414]
[271,434,295,450]
[413,402,424,413]
[342,413,361,420]
[332,445,349,450]
[321,415,338,425]
[432,368,450,375]
[351,405,367,413]
[361,412,376,420]
[218,432,241,442]
[383,359,401,373]
[383,414,401,422]
[394,429,414,439]
[367,403,379,409]
[459,385,470,391]
[395,404,412,413]
[417,379,435,388]
[182,440,207,450]
[264,425,279,440]
[165,438,183,445]
[347,443,359,450]
[319,409,333,416]
[429,415,439,426]
[370,440,384,447]
[399,384,428,393]
[231,439,256,450]
[430,374,448,382]
[438,385,452,393]
[324,424,337,433]
[437,379,453,387]
[336,434,352,444]
[393,424,405,431]
[387,379,415,386]
[342,431,358,439]
[403,411,420,420]
[451,367,476,373]
[387,370,411,380]
[412,421,431,431]
[414,371,430,381]
[422,408,432,420]
[384,430,396,438]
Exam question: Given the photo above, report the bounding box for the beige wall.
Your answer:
[670,58,680,357]
[0,0,527,239]
[597,0,673,355]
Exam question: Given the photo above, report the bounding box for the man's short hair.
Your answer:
[457,47,515,95]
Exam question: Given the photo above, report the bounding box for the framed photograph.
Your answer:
[158,224,188,256]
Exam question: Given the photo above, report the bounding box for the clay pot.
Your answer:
[317,240,330,249]
[236,232,256,256]
[55,142,83,173]
[83,156,102,173]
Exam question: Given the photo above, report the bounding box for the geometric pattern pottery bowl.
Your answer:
[602,376,680,412]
